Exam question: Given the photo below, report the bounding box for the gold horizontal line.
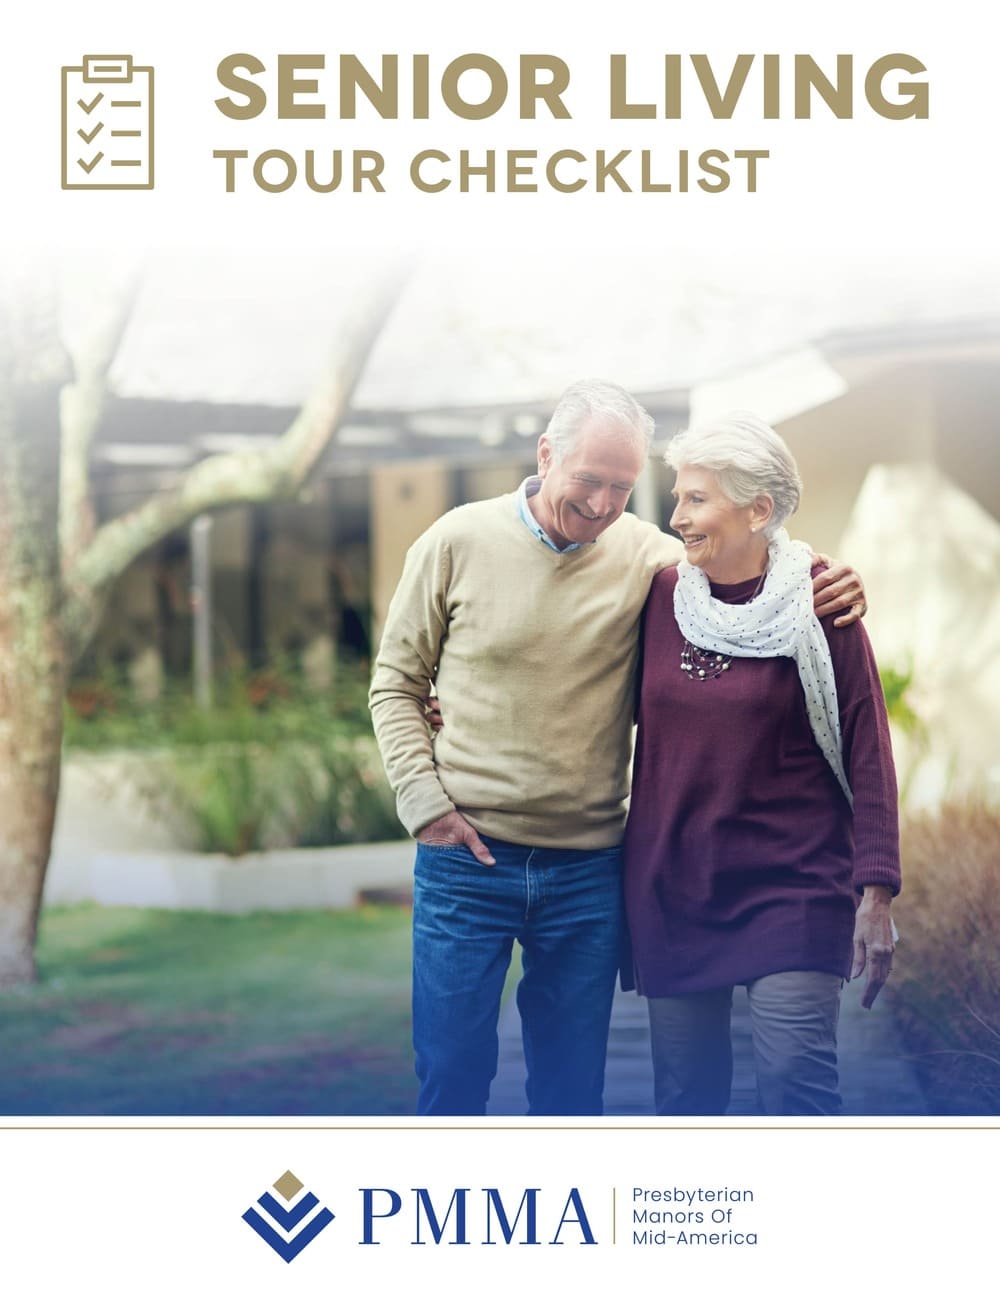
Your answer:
[110,159,143,167]
[110,99,142,107]
[111,130,141,136]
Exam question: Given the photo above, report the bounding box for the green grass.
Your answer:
[0,904,417,1116]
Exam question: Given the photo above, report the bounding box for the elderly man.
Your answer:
[369,380,863,1117]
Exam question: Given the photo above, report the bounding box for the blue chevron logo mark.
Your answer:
[242,1170,335,1264]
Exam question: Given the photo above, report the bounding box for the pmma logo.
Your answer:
[360,1186,597,1246]
[242,1175,599,1262]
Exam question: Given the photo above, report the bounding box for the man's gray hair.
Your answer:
[664,411,803,536]
[544,379,655,462]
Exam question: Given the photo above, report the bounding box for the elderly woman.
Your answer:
[622,413,900,1116]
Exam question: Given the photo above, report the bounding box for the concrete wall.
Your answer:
[47,752,414,911]
[930,360,1000,521]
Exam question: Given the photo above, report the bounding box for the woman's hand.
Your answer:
[851,885,895,1008]
[425,696,443,733]
[811,555,867,627]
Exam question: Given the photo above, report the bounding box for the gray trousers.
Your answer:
[647,971,843,1116]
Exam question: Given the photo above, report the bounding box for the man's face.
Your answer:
[533,418,646,549]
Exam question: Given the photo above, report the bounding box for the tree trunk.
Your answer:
[0,268,70,984]
[0,649,64,987]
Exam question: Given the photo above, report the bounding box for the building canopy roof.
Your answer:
[58,249,1000,416]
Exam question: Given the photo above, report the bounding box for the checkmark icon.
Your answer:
[77,152,104,173]
[77,93,104,113]
[77,122,104,143]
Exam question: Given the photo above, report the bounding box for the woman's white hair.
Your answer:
[664,411,802,536]
[544,379,655,462]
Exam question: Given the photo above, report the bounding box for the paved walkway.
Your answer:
[487,978,928,1116]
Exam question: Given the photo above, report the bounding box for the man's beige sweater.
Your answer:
[369,491,680,849]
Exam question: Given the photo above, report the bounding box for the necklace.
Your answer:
[679,566,767,681]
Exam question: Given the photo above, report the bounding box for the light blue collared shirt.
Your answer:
[515,476,587,553]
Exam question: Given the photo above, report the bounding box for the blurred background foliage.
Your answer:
[63,661,406,854]
[879,663,923,735]
[889,799,1000,1114]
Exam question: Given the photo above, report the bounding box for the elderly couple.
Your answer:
[369,380,900,1117]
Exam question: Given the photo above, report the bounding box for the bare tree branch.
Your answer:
[61,261,407,661]
[59,268,142,575]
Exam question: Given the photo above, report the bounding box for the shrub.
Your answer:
[159,741,290,855]
[63,664,408,853]
[64,661,375,749]
[286,736,404,848]
[888,800,1000,1113]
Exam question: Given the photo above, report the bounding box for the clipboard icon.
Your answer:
[61,55,154,189]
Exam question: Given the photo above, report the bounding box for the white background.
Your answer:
[8,0,996,260]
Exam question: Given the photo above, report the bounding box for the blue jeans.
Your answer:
[412,835,624,1116]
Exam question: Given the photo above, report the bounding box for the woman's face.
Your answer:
[669,465,769,582]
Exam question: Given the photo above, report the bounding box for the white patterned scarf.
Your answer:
[673,527,852,805]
